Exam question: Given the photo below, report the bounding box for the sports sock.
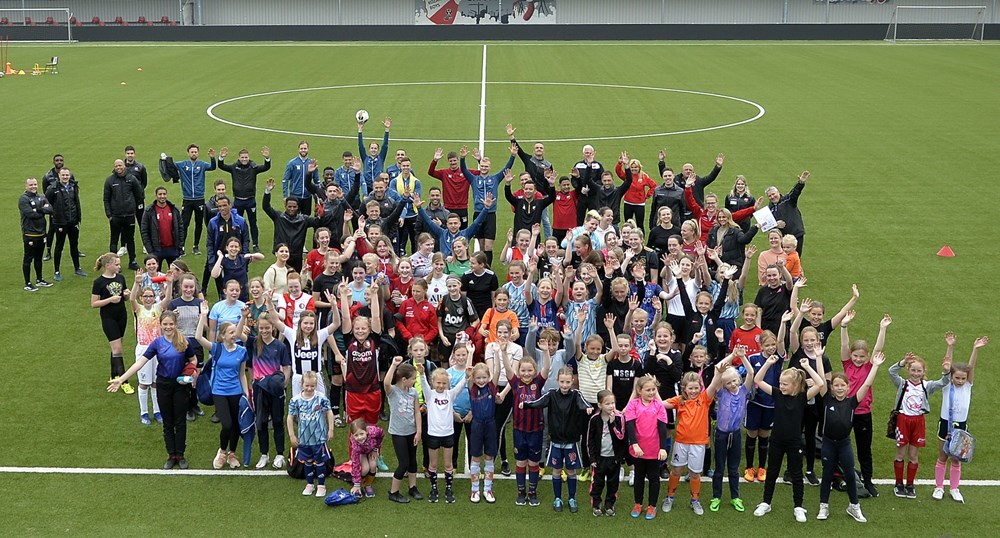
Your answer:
[150,386,160,413]
[905,462,918,486]
[485,250,494,266]
[445,470,454,488]
[758,436,769,469]
[690,475,702,499]
[935,460,947,488]
[745,436,756,469]
[429,470,439,489]
[668,474,680,497]
[329,383,342,415]
[305,464,315,485]
[528,465,540,494]
[317,467,326,486]
[567,474,577,499]
[516,465,527,492]
[470,461,481,493]
[553,470,563,499]
[138,386,149,415]
[893,459,905,483]
[111,354,126,378]
[484,460,495,491]
[949,461,961,490]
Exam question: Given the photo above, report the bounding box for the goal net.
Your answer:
[0,7,72,43]
[885,5,987,42]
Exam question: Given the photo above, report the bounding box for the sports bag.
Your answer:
[196,344,220,406]
[324,488,359,507]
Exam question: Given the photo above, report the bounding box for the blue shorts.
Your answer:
[547,443,583,470]
[745,403,774,431]
[470,419,498,458]
[513,429,543,463]
[295,444,330,465]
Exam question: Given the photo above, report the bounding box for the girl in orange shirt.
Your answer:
[477,289,520,345]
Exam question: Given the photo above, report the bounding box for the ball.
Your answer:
[356,109,369,123]
[181,362,197,377]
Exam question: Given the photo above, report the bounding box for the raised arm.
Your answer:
[803,354,825,400]
[839,309,856,362]
[384,355,402,395]
[829,284,860,328]
[776,310,792,357]
[855,351,885,402]
[968,336,989,385]
[737,244,756,290]
[195,301,214,350]
[872,314,892,356]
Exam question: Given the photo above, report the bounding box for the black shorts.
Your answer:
[101,310,128,341]
[425,434,455,450]
[938,418,968,441]
[448,208,469,229]
[472,211,496,240]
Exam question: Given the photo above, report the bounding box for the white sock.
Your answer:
[138,386,149,415]
[150,386,160,413]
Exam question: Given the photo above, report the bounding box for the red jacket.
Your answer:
[684,187,754,243]
[428,160,471,210]
[615,162,657,205]
[396,297,438,343]
[552,190,579,230]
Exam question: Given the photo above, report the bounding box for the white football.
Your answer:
[356,109,369,123]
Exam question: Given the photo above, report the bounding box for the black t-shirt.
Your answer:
[754,285,791,334]
[438,294,477,339]
[461,270,498,321]
[312,272,341,326]
[771,391,808,443]
[799,320,834,348]
[791,349,832,381]
[606,357,643,411]
[822,392,860,441]
[92,274,128,318]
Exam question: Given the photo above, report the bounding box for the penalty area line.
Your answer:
[1,467,1000,486]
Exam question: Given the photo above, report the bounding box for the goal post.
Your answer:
[885,5,987,43]
[0,7,72,43]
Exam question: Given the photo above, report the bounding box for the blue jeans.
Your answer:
[713,429,743,499]
[233,197,259,248]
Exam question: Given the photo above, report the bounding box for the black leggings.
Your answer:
[156,378,189,457]
[762,438,803,508]
[802,402,821,473]
[214,394,242,452]
[53,223,81,272]
[495,388,514,461]
[392,433,418,480]
[853,412,874,484]
[623,203,645,230]
[632,458,661,506]
[820,437,858,504]
[22,234,45,285]
[253,383,285,455]
[181,199,204,249]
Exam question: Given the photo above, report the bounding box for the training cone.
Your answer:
[937,245,955,257]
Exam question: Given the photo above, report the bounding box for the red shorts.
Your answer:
[345,391,381,425]
[895,413,926,448]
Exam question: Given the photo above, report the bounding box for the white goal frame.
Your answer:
[885,5,987,43]
[0,7,72,43]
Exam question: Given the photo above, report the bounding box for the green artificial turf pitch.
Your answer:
[1,41,997,535]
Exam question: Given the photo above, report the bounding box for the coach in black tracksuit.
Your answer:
[104,159,144,270]
[45,169,84,278]
[504,174,554,236]
[262,180,320,271]
[218,146,270,252]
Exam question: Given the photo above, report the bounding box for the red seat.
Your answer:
[91,16,101,24]
[160,15,170,24]
[70,16,77,24]
[114,16,123,25]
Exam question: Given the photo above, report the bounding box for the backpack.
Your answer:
[323,488,359,507]
[196,344,220,406]
[286,445,335,479]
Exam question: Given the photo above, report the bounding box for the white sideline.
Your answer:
[1,466,999,486]
[478,44,488,154]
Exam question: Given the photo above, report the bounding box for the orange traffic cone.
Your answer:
[937,245,955,257]
[5,62,13,75]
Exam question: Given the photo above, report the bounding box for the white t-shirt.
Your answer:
[282,326,330,377]
[421,375,467,437]
[666,277,699,316]
[427,274,448,308]
[485,341,523,387]
[900,380,928,417]
[276,292,313,329]
[940,382,972,422]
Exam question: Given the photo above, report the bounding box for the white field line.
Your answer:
[1,466,999,486]
[478,44,488,154]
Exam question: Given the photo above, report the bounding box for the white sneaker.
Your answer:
[950,488,965,504]
[255,454,269,469]
[302,484,315,496]
[483,490,496,503]
[794,507,807,522]
[213,449,225,470]
[471,491,480,503]
[160,152,167,160]
[619,467,625,483]
[753,503,771,517]
[272,455,286,469]
[117,246,127,257]
[817,503,829,520]
[931,487,944,500]
[316,485,327,497]
[847,503,867,523]
[628,469,635,487]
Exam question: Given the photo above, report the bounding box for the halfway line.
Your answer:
[478,44,488,154]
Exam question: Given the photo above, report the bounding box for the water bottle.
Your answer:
[177,375,194,384]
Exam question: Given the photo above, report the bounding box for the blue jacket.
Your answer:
[175,158,216,200]
[418,207,489,257]
[206,209,250,265]
[460,155,515,214]
[388,175,421,219]
[358,130,389,191]
[282,156,318,199]
[334,166,365,199]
